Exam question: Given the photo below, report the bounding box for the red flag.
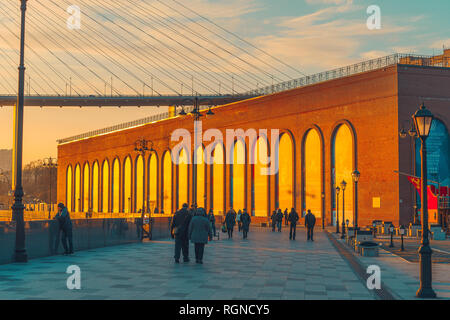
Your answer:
[407,176,438,210]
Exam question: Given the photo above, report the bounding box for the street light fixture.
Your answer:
[321,192,325,229]
[335,186,340,233]
[340,180,347,239]
[352,170,360,237]
[413,103,436,299]
[43,157,57,219]
[399,225,406,251]
[389,224,395,247]
[134,138,155,214]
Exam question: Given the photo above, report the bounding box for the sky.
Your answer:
[0,0,449,164]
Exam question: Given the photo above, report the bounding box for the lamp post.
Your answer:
[179,97,214,208]
[335,186,340,233]
[340,180,347,239]
[352,170,360,237]
[389,224,395,247]
[400,225,406,251]
[413,103,436,299]
[321,192,325,229]
[134,138,154,214]
[43,157,57,219]
[11,0,28,262]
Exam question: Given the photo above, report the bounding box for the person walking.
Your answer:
[188,208,212,264]
[288,208,299,240]
[225,208,236,239]
[305,209,316,241]
[276,209,283,232]
[241,209,251,239]
[284,209,289,226]
[271,210,277,232]
[237,210,242,232]
[207,209,216,238]
[55,203,73,255]
[170,203,192,263]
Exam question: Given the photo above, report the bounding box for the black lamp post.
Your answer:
[134,139,154,214]
[413,103,436,299]
[11,0,28,263]
[321,192,325,229]
[352,170,360,237]
[335,186,340,233]
[389,224,395,247]
[340,180,347,239]
[179,97,214,208]
[43,157,57,219]
[400,225,406,251]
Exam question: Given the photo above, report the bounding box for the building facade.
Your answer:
[57,58,450,227]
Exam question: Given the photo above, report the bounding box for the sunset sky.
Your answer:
[0,0,449,164]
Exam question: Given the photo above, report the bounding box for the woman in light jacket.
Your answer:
[188,208,212,264]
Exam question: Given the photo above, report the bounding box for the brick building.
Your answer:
[57,53,450,228]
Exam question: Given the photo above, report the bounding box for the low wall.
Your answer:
[0,217,171,265]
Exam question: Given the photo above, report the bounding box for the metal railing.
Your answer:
[244,53,450,96]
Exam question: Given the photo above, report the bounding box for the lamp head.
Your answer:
[340,180,347,190]
[336,186,340,195]
[352,170,360,183]
[413,103,434,138]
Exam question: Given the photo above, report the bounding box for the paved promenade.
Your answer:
[0,227,376,300]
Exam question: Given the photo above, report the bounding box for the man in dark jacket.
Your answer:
[284,209,289,226]
[188,208,212,264]
[288,208,299,240]
[225,208,236,239]
[55,203,73,255]
[270,211,277,232]
[241,209,251,239]
[305,209,316,241]
[276,209,283,232]
[170,203,192,263]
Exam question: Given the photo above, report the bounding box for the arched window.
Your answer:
[74,164,81,212]
[196,146,206,208]
[66,165,73,211]
[112,158,120,213]
[331,123,354,225]
[303,129,322,218]
[231,140,245,210]
[148,153,158,212]
[135,155,145,213]
[278,133,294,211]
[124,156,132,213]
[177,148,189,208]
[163,151,172,214]
[212,143,225,215]
[252,136,269,217]
[102,160,109,213]
[92,161,99,213]
[83,163,90,212]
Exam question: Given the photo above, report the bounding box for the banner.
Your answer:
[407,176,449,210]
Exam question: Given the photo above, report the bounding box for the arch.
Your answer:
[135,155,145,213]
[302,127,324,218]
[112,158,120,213]
[212,143,225,215]
[177,148,189,209]
[123,156,132,213]
[277,131,295,211]
[66,165,73,211]
[252,135,269,217]
[162,150,172,214]
[196,145,206,208]
[82,162,90,212]
[101,159,110,213]
[230,139,246,210]
[331,121,356,226]
[74,164,81,212]
[92,161,99,213]
[147,152,158,213]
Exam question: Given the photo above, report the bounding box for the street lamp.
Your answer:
[335,186,340,233]
[179,97,214,208]
[389,224,395,247]
[399,225,406,251]
[352,170,360,237]
[340,180,347,239]
[43,157,57,219]
[321,192,325,229]
[134,138,154,214]
[413,103,436,299]
[11,0,28,263]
